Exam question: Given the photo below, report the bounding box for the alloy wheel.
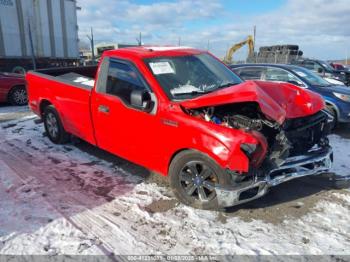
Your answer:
[179,161,218,202]
[46,112,59,139]
[13,88,28,105]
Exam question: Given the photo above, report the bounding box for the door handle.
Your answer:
[98,105,110,114]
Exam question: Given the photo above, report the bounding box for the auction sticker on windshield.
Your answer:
[149,62,175,75]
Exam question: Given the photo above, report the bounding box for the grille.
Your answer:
[283,111,328,156]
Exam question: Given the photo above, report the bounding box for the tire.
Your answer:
[169,150,230,210]
[8,86,28,106]
[325,104,337,130]
[43,105,70,144]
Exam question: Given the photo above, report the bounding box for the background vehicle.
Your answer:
[0,72,27,105]
[291,59,350,86]
[330,63,349,71]
[27,46,332,210]
[323,77,346,86]
[0,0,79,74]
[230,64,350,128]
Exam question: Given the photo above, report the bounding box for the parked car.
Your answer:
[330,63,349,72]
[230,64,350,129]
[323,77,346,86]
[291,59,350,86]
[0,72,28,105]
[27,47,333,210]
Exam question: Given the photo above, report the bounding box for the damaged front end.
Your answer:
[185,102,333,207]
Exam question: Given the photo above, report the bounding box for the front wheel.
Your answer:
[169,150,230,210]
[43,105,70,144]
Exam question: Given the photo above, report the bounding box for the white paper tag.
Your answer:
[149,62,175,75]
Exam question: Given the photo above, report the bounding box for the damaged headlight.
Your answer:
[333,92,350,102]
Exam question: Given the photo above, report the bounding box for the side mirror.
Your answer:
[130,90,153,112]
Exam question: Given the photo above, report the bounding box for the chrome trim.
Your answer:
[215,147,333,207]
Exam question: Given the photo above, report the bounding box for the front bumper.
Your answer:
[216,146,334,207]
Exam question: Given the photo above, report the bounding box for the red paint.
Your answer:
[331,63,346,71]
[0,72,26,103]
[180,80,325,124]
[27,47,326,176]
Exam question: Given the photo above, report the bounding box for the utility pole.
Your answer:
[87,27,95,64]
[178,37,181,46]
[253,25,256,52]
[136,32,142,46]
[207,40,210,51]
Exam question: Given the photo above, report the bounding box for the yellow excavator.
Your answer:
[224,35,254,64]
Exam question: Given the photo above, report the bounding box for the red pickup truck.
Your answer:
[27,46,333,210]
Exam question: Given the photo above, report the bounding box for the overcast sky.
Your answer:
[77,0,350,60]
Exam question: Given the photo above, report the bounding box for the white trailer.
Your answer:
[0,0,79,73]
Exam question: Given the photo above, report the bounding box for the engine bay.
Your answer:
[186,102,330,171]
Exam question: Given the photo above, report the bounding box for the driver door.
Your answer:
[91,58,160,167]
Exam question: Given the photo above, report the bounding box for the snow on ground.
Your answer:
[0,105,32,123]
[0,105,28,114]
[0,110,349,256]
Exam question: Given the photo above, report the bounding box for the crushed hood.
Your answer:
[180,81,325,125]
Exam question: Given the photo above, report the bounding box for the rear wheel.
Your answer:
[43,105,70,144]
[169,150,230,210]
[8,86,28,106]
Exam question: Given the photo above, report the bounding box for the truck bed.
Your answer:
[34,66,98,90]
[27,66,99,145]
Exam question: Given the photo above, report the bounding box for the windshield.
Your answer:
[145,53,242,100]
[320,61,334,71]
[291,67,331,87]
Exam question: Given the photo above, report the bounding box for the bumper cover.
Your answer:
[216,146,334,207]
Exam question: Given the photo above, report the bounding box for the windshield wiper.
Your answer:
[173,90,212,97]
[217,82,238,89]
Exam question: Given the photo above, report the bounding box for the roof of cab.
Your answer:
[103,46,203,60]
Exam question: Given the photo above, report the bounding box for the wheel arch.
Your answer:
[167,147,230,177]
[165,130,253,176]
[39,99,53,117]
[325,100,339,119]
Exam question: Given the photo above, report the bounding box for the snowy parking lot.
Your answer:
[0,104,349,256]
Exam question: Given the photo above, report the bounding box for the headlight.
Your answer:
[333,92,350,102]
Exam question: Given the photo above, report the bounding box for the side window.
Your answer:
[236,67,264,80]
[304,61,316,71]
[264,68,305,87]
[105,61,148,105]
[313,63,324,73]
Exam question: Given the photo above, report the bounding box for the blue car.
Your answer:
[230,64,350,128]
